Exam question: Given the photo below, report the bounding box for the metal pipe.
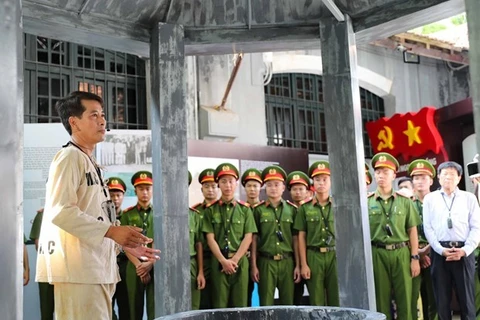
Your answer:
[218,53,244,110]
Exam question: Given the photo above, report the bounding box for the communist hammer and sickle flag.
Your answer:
[365,106,444,160]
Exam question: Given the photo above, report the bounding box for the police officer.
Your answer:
[192,168,217,310]
[286,171,310,305]
[241,168,262,306]
[294,161,339,306]
[242,168,262,207]
[120,171,155,320]
[368,152,421,320]
[201,163,257,308]
[29,208,54,320]
[251,165,299,306]
[287,171,310,207]
[107,177,129,320]
[407,160,437,320]
[189,171,206,310]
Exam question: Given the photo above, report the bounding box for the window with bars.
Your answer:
[265,73,385,157]
[23,34,147,130]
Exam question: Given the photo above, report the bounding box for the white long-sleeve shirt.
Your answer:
[423,188,480,256]
[36,144,119,284]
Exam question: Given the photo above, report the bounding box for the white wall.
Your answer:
[186,44,469,146]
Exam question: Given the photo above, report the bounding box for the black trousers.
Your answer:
[431,251,476,320]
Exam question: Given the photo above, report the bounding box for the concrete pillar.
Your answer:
[466,1,480,161]
[319,16,376,310]
[0,0,23,319]
[150,24,190,316]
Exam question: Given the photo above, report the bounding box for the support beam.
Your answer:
[319,15,376,310]
[150,23,190,316]
[355,0,465,44]
[0,0,23,319]
[321,0,345,22]
[184,26,320,55]
[466,0,480,162]
[23,1,150,57]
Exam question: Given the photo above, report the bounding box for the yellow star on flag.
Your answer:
[403,120,422,146]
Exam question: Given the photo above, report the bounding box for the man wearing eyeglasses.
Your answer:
[423,161,480,319]
[121,171,156,320]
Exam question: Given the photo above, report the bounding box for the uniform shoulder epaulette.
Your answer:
[286,200,298,208]
[206,199,219,208]
[237,200,250,207]
[192,202,203,209]
[36,208,44,214]
[189,207,200,213]
[123,205,135,212]
[252,200,265,208]
[367,192,375,198]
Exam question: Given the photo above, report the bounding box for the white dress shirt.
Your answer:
[423,188,480,256]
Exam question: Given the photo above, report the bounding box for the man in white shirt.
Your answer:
[423,161,480,320]
[36,91,160,320]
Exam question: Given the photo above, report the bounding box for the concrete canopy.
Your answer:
[23,0,465,56]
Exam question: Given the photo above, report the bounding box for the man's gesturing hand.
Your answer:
[106,225,152,247]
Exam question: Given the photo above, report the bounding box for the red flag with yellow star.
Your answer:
[366,107,444,160]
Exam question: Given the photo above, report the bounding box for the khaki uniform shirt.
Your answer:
[36,145,119,284]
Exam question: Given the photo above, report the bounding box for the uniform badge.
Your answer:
[269,168,277,174]
[249,171,256,177]
[318,163,325,169]
[111,179,119,185]
[293,174,300,180]
[379,156,387,162]
[416,163,424,168]
[140,173,147,179]
[222,165,230,171]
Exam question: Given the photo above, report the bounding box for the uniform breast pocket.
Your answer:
[306,215,321,233]
[392,207,406,226]
[368,210,382,227]
[129,217,142,228]
[232,219,245,233]
[211,217,222,233]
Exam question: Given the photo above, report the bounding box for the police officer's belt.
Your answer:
[226,251,237,258]
[259,252,292,260]
[307,246,336,253]
[203,251,212,258]
[440,241,465,248]
[371,241,409,250]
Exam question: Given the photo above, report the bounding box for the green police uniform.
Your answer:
[369,152,421,320]
[106,176,129,320]
[407,160,437,320]
[189,207,203,310]
[253,198,297,305]
[120,171,154,320]
[241,168,263,307]
[29,208,55,320]
[294,196,339,306]
[201,163,258,308]
[286,171,310,305]
[195,168,215,310]
[252,165,297,306]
